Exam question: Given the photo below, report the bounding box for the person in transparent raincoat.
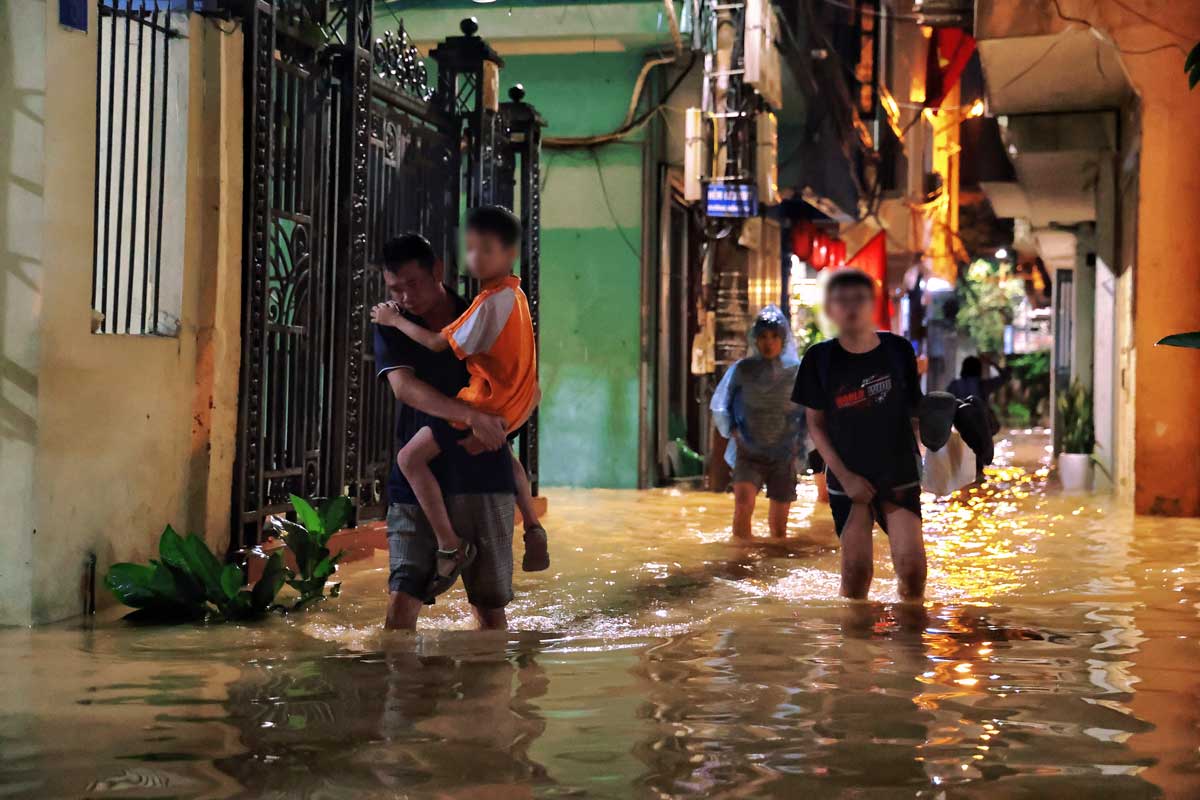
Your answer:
[710,306,806,539]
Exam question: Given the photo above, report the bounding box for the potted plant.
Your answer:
[1056,379,1095,492]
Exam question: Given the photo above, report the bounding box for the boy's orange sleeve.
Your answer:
[442,288,516,361]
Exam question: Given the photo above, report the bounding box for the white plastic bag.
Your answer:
[922,431,976,496]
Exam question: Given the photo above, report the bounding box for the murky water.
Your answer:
[3,433,1199,798]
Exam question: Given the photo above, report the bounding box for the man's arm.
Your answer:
[383,367,507,450]
[806,407,875,503]
[979,356,1012,394]
[460,385,541,455]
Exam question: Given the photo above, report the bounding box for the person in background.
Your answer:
[793,270,926,602]
[711,306,805,540]
[946,354,1010,407]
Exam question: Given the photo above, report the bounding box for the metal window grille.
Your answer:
[92,1,189,335]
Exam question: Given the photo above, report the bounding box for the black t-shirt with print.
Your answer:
[792,332,922,491]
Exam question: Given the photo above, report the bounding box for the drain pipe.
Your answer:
[82,552,97,617]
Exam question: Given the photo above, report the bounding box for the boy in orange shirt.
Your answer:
[370,206,546,599]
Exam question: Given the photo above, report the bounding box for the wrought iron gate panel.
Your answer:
[356,74,459,519]
[502,87,544,493]
[234,9,544,552]
[234,0,276,552]
[234,0,342,552]
[325,0,373,512]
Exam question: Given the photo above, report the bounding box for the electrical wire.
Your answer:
[1049,0,1191,57]
[1106,0,1200,42]
[587,148,643,261]
[793,0,875,210]
[994,36,1065,93]
[813,0,926,24]
[544,51,699,148]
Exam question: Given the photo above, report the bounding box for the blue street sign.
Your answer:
[705,183,758,218]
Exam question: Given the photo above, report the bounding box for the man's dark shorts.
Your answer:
[387,493,515,609]
[732,450,798,502]
[827,481,922,537]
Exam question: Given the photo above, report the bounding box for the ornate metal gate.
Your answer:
[232,4,543,552]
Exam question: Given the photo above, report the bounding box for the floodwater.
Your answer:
[3,434,1200,799]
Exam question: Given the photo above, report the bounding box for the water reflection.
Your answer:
[1,432,1198,798]
[216,636,549,798]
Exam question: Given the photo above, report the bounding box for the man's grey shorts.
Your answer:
[731,452,798,502]
[386,493,515,609]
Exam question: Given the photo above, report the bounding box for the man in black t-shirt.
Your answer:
[793,270,927,602]
[373,235,515,630]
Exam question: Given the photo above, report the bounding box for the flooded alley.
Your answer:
[2,433,1198,798]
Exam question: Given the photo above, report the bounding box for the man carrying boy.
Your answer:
[792,270,927,601]
[373,232,544,631]
[372,207,546,601]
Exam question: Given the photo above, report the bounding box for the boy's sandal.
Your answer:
[425,541,477,601]
[522,525,550,572]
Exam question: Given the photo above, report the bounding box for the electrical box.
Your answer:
[684,107,705,203]
[755,111,779,206]
[744,0,783,110]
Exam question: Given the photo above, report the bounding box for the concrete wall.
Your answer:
[978,0,1200,514]
[1127,43,1200,515]
[0,5,242,625]
[0,1,46,626]
[503,53,650,488]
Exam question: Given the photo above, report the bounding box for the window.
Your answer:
[92,1,189,335]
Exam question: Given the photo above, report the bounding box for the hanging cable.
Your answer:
[1049,0,1191,57]
[544,52,699,148]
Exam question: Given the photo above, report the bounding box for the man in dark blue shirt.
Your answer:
[373,234,515,630]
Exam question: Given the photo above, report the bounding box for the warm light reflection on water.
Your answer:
[2,432,1199,798]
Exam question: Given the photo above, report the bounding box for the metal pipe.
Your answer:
[113,6,133,332]
[125,6,146,332]
[91,1,104,323]
[141,0,159,332]
[100,8,119,332]
[152,5,171,331]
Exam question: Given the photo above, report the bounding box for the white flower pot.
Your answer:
[1058,452,1093,492]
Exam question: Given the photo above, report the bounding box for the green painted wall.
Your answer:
[502,53,648,488]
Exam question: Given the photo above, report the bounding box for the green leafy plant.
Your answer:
[955,259,1023,354]
[270,494,352,610]
[793,303,826,354]
[1006,401,1033,427]
[1006,350,1051,424]
[105,526,286,623]
[1056,379,1095,455]
[1009,350,1050,381]
[1156,331,1200,348]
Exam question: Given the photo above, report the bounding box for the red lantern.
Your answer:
[791,221,813,261]
[812,238,829,270]
[830,240,847,267]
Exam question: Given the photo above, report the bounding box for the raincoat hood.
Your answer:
[710,305,805,466]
